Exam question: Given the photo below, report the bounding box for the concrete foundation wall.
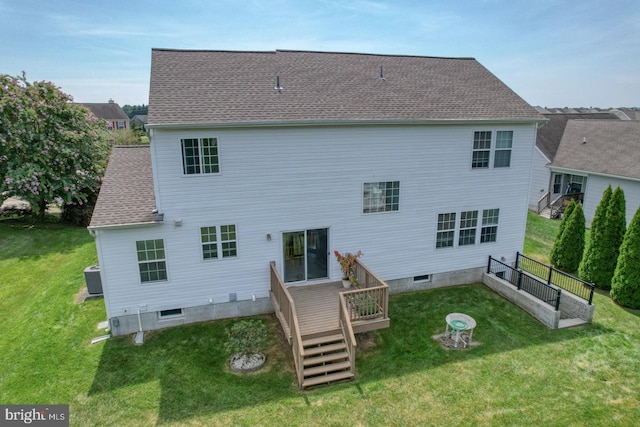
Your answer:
[559,291,595,322]
[109,297,273,336]
[387,267,485,294]
[483,272,560,328]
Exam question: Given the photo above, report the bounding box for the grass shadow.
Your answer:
[88,315,298,424]
[0,221,91,261]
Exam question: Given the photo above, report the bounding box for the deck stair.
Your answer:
[301,332,354,388]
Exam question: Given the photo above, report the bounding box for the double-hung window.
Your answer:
[363,181,400,213]
[136,239,167,283]
[436,212,456,248]
[182,137,219,175]
[472,131,492,169]
[494,131,513,168]
[472,131,513,169]
[201,225,237,259]
[458,211,478,246]
[481,209,500,243]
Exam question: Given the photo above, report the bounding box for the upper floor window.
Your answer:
[472,131,513,169]
[182,137,219,175]
[136,239,167,283]
[494,131,513,168]
[472,131,492,169]
[363,181,400,213]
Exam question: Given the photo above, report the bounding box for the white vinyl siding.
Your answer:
[95,123,536,318]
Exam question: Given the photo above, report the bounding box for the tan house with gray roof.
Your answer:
[89,48,543,386]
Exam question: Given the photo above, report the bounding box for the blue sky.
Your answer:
[1,0,638,108]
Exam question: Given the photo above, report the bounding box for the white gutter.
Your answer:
[146,117,548,130]
[87,220,164,232]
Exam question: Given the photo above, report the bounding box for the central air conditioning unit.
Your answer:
[84,265,103,295]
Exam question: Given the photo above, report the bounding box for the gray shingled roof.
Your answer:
[148,49,542,126]
[80,102,129,121]
[536,113,619,160]
[89,146,157,228]
[551,120,640,180]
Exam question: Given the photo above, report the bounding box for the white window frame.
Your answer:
[481,209,500,243]
[136,239,167,283]
[458,210,478,246]
[472,130,514,169]
[200,225,237,260]
[436,212,456,248]
[181,137,220,175]
[363,181,400,213]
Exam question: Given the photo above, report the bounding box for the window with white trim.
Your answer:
[472,131,514,169]
[481,209,500,243]
[136,239,167,283]
[494,131,513,168]
[436,212,456,248]
[363,181,400,213]
[458,210,478,246]
[200,225,237,259]
[472,131,491,169]
[182,137,219,175]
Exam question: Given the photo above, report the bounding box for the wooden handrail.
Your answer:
[269,261,305,388]
[537,191,551,213]
[342,259,390,322]
[339,295,357,373]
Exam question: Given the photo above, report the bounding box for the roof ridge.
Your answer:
[151,47,475,60]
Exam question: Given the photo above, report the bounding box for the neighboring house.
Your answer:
[529,113,619,214]
[80,100,129,130]
[89,49,544,337]
[546,120,640,225]
[130,114,148,131]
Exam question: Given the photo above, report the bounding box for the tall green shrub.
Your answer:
[579,185,612,286]
[611,206,640,308]
[550,200,576,266]
[598,186,627,290]
[551,202,585,272]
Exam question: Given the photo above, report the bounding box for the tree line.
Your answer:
[550,186,640,309]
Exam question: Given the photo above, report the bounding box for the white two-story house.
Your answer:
[89,49,544,336]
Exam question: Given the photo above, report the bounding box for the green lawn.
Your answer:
[1,215,639,426]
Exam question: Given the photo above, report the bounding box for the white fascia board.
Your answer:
[87,221,164,231]
[146,117,547,130]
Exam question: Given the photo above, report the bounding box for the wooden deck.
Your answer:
[287,282,343,337]
[270,260,390,388]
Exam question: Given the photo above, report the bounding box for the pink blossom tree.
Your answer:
[0,73,111,216]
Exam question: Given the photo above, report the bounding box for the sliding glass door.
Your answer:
[283,228,328,283]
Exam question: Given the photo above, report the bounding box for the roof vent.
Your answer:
[275,75,283,92]
[582,137,587,144]
[379,66,385,81]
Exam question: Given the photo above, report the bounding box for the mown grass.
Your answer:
[1,215,639,426]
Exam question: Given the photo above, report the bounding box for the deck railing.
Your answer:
[537,191,551,214]
[339,295,357,374]
[487,256,562,310]
[516,252,595,304]
[341,259,389,322]
[269,261,305,388]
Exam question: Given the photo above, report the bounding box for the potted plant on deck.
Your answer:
[334,250,362,288]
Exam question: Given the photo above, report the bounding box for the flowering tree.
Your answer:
[0,73,110,216]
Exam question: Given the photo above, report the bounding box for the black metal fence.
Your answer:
[487,256,562,310]
[516,252,594,305]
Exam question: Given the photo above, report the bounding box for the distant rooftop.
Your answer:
[80,102,129,121]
